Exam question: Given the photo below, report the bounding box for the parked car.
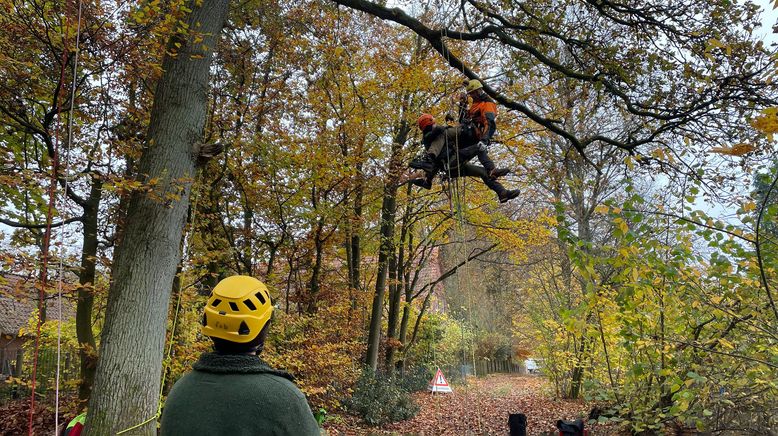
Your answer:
[524,358,541,374]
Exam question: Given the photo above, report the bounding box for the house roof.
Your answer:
[0,274,74,336]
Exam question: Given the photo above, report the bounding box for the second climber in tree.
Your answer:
[413,111,508,180]
[460,79,500,168]
[408,114,519,203]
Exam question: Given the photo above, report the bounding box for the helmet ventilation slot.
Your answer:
[244,299,257,310]
[255,292,266,305]
[210,298,222,307]
[238,321,250,335]
[229,302,239,311]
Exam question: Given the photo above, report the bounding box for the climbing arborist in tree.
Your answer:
[406,114,519,203]
[460,79,499,155]
[412,112,508,180]
[160,275,320,436]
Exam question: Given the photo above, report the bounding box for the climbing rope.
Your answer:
[28,0,82,433]
[53,0,84,431]
[438,16,484,431]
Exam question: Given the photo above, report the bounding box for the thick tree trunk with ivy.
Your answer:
[84,2,229,434]
[76,175,102,405]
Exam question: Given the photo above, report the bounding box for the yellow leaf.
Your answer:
[614,217,629,234]
[718,338,735,349]
[709,143,755,156]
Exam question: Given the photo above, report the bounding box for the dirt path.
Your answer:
[326,374,616,435]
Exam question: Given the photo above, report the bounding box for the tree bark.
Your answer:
[306,217,325,314]
[365,185,398,370]
[76,174,102,405]
[348,178,363,314]
[365,122,409,370]
[385,191,411,373]
[85,2,229,434]
[384,251,400,372]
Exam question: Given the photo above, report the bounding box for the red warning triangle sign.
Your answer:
[428,368,453,393]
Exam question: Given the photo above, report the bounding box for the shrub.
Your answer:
[398,365,432,392]
[344,368,419,426]
[263,300,364,411]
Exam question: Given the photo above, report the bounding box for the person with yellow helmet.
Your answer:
[462,79,499,154]
[160,275,320,436]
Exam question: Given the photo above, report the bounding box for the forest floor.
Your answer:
[325,374,621,435]
[0,375,621,435]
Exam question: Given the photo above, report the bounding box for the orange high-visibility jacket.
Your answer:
[467,100,498,142]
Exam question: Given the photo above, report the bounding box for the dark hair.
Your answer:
[212,322,271,355]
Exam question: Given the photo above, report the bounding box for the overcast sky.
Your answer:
[755,0,778,44]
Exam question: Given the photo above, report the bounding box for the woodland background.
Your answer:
[0,0,777,434]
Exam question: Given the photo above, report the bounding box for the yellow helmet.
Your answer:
[202,275,273,343]
[465,79,483,93]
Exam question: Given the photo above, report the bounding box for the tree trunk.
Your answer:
[85,2,229,434]
[365,188,397,370]
[241,198,253,274]
[569,335,589,399]
[365,123,409,370]
[76,175,102,406]
[397,209,418,371]
[385,193,410,373]
[306,217,325,314]
[384,252,400,372]
[348,182,363,316]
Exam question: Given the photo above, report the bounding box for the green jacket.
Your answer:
[160,352,320,436]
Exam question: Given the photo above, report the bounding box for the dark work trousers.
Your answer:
[416,143,500,192]
[442,162,507,195]
[456,123,496,173]
[446,142,496,174]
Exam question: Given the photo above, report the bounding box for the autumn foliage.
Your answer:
[1,0,777,434]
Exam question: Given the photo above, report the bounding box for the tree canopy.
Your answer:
[0,0,776,433]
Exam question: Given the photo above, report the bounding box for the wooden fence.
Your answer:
[474,358,524,377]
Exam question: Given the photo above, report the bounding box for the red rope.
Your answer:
[28,4,71,434]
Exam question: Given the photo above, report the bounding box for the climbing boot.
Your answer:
[489,168,510,179]
[498,189,520,203]
[411,177,433,190]
[409,154,436,172]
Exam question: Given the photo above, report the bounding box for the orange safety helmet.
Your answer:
[417,113,435,131]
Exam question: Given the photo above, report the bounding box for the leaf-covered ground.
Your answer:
[325,374,620,435]
[0,397,68,436]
